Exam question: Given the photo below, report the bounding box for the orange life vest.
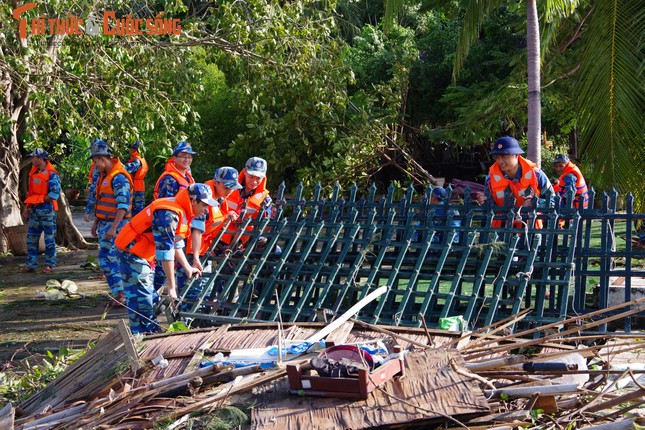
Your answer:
[153,160,195,199]
[554,162,588,208]
[128,151,149,192]
[488,156,542,228]
[221,170,270,245]
[185,180,228,256]
[88,162,96,184]
[25,161,59,211]
[95,158,133,220]
[115,188,195,263]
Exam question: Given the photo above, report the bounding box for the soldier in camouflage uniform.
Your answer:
[152,141,197,293]
[177,167,242,313]
[89,140,133,305]
[84,140,102,223]
[124,141,148,216]
[116,184,216,334]
[21,148,60,273]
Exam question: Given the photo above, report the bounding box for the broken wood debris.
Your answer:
[1,300,643,429]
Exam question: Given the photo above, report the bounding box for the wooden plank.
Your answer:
[324,321,354,345]
[251,349,490,429]
[117,319,140,372]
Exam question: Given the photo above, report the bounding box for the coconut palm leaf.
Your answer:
[452,0,505,82]
[576,0,645,210]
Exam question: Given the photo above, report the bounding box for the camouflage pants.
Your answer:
[26,210,56,269]
[132,191,145,216]
[119,251,160,335]
[97,218,127,294]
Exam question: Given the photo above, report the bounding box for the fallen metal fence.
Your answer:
[178,183,645,333]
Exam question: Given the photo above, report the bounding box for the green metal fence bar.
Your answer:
[288,222,353,321]
[438,231,479,320]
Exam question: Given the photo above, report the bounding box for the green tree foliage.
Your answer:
[425,8,531,146]
[190,52,241,180]
[0,0,205,228]
[202,0,355,188]
[446,0,644,208]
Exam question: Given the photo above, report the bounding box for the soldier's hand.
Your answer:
[475,192,486,205]
[193,257,203,272]
[166,287,178,300]
[84,213,91,223]
[226,211,239,222]
[105,226,117,240]
[187,266,202,279]
[21,208,29,220]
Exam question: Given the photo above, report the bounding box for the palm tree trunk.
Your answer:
[526,0,541,167]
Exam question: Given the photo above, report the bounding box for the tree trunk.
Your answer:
[0,127,23,231]
[526,0,542,167]
[56,193,97,250]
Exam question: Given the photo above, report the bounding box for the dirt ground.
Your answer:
[0,249,134,365]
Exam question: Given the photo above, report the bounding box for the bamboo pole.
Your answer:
[586,388,645,413]
[479,369,645,377]
[463,297,645,354]
[606,398,645,419]
[466,355,527,372]
[464,305,645,360]
[349,318,431,349]
[448,308,532,350]
[484,383,580,399]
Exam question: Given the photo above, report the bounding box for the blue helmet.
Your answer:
[490,136,524,156]
[172,141,197,156]
[88,139,111,159]
[213,166,243,190]
[129,140,141,149]
[28,148,49,160]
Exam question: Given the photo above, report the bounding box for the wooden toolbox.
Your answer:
[287,346,405,399]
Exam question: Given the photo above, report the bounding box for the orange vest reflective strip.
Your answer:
[25,162,59,211]
[489,157,542,228]
[153,161,195,199]
[115,189,194,262]
[128,153,149,192]
[95,159,133,220]
[556,162,588,208]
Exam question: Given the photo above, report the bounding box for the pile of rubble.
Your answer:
[1,299,643,429]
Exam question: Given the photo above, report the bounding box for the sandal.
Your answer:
[19,267,36,273]
[42,266,53,274]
